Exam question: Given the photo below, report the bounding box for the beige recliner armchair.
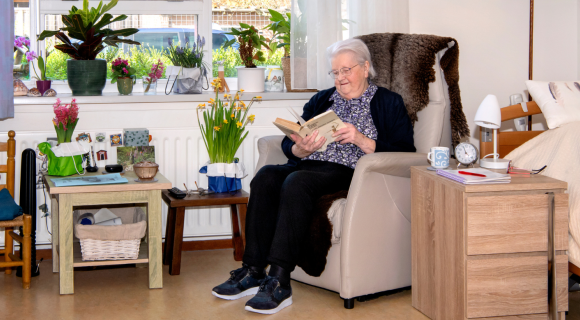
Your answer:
[254,43,454,309]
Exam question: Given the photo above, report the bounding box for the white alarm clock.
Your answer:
[454,142,479,168]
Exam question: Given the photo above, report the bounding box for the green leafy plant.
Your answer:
[196,79,259,163]
[223,23,271,68]
[264,9,291,57]
[110,58,136,84]
[164,36,207,69]
[37,0,141,60]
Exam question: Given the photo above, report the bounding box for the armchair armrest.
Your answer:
[351,152,428,178]
[255,135,287,173]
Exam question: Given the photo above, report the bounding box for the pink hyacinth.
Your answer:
[147,59,165,81]
[52,98,80,130]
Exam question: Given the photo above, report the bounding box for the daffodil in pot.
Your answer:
[37,0,141,96]
[223,23,271,92]
[197,80,260,192]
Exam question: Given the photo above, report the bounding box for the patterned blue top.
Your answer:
[304,83,378,169]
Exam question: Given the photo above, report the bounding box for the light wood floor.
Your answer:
[2,249,580,320]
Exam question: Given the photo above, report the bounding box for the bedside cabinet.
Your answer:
[411,166,569,320]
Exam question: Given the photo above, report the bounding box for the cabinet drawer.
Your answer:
[467,256,547,318]
[467,194,568,255]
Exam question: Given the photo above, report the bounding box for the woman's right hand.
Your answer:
[290,131,326,158]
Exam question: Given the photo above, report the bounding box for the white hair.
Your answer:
[326,38,376,78]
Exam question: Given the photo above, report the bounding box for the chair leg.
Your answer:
[22,215,32,289]
[4,226,13,275]
[343,298,355,309]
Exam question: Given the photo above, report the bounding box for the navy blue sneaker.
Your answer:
[212,264,266,300]
[245,276,293,314]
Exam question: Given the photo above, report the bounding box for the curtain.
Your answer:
[1,0,14,120]
[348,0,409,37]
[290,0,409,90]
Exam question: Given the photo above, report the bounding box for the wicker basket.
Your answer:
[74,207,147,261]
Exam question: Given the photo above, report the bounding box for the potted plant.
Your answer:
[196,80,259,192]
[223,23,271,92]
[14,36,52,95]
[164,36,207,94]
[37,0,140,96]
[143,59,164,95]
[264,9,293,91]
[110,58,136,95]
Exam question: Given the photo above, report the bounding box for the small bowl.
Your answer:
[134,161,159,181]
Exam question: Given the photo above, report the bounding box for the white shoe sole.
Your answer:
[212,287,259,300]
[245,296,293,315]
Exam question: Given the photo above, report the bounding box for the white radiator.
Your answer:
[0,98,308,248]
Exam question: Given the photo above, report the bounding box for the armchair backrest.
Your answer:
[412,44,453,153]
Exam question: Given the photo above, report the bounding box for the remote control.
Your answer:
[168,187,187,199]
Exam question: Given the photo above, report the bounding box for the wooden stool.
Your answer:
[161,189,249,275]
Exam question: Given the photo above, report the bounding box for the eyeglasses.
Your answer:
[328,64,360,79]
[505,161,547,175]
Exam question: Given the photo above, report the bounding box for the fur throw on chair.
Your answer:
[356,33,470,147]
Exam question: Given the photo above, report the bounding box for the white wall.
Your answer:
[409,0,578,143]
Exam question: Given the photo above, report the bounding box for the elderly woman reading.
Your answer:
[212,38,416,314]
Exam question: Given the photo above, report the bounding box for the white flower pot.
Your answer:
[236,66,265,92]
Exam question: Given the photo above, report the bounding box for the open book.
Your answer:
[273,109,346,152]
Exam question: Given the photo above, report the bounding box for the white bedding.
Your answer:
[504,121,580,267]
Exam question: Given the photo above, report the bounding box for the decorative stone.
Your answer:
[27,88,42,97]
[43,88,57,97]
[13,79,29,96]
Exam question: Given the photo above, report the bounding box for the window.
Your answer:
[13,0,31,80]
[36,0,210,84]
[211,0,290,77]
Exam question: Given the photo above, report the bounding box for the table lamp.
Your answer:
[474,94,510,169]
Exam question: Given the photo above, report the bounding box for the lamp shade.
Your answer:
[474,94,501,129]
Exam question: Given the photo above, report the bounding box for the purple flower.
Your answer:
[176,47,184,55]
[168,38,173,46]
[14,36,23,48]
[201,36,205,47]
[23,38,30,47]
[25,51,38,62]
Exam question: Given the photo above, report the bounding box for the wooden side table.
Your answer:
[161,189,249,275]
[43,171,171,295]
[411,166,569,320]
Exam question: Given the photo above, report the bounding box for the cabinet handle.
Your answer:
[547,192,558,320]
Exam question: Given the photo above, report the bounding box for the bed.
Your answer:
[479,101,580,278]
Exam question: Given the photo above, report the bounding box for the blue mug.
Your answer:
[427,147,450,169]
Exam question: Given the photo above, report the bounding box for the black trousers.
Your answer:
[242,160,355,272]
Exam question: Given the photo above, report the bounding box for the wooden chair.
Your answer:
[0,130,32,289]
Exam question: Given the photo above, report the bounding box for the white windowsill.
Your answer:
[15,78,318,105]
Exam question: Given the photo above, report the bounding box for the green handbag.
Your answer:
[38,142,84,176]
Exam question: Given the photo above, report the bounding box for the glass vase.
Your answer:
[143,77,157,95]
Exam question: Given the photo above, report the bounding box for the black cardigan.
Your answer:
[281,86,416,164]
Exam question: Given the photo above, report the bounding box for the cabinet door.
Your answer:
[467,194,568,255]
[466,256,547,318]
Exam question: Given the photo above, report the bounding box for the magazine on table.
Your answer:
[436,168,511,184]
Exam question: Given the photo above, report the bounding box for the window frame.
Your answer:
[28,0,212,90]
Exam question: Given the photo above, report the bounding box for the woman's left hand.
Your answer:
[333,123,376,154]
